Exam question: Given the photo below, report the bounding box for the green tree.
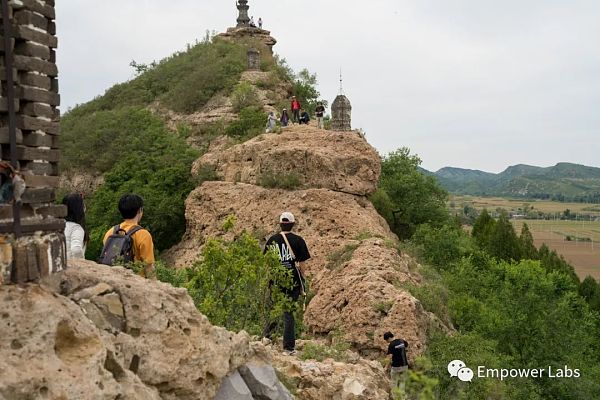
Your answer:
[519,223,538,259]
[487,211,522,261]
[371,148,449,239]
[471,209,495,250]
[537,244,579,284]
[579,276,600,312]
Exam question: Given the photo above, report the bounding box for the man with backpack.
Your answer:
[263,212,310,355]
[100,194,155,278]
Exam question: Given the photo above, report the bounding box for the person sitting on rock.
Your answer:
[250,16,256,27]
[263,212,311,355]
[265,111,277,133]
[299,108,310,125]
[384,332,409,394]
[101,194,156,278]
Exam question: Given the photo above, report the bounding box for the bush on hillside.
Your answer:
[225,106,266,139]
[231,81,261,112]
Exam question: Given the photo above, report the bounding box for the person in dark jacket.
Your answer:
[315,101,326,129]
[384,331,409,393]
[299,108,310,125]
[280,108,290,127]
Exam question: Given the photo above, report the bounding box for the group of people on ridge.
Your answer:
[266,96,326,133]
[62,193,409,392]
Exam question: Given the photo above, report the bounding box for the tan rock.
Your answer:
[195,126,381,196]
[163,181,393,273]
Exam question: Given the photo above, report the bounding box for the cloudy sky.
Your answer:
[57,1,600,173]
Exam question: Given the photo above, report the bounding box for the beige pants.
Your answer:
[316,116,324,129]
[390,366,408,396]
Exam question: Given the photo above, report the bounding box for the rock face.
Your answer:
[0,260,254,399]
[164,181,393,274]
[195,127,380,196]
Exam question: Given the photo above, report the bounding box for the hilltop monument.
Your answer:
[331,73,352,131]
[236,0,250,27]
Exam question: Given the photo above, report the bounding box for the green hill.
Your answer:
[431,162,600,202]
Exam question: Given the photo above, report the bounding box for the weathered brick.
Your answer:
[22,131,52,147]
[22,102,54,118]
[19,0,55,19]
[20,72,52,90]
[0,67,18,81]
[36,241,50,277]
[2,145,60,162]
[13,25,57,48]
[0,204,34,219]
[15,42,51,60]
[0,127,23,144]
[35,204,66,218]
[14,244,29,283]
[0,97,20,112]
[17,86,60,105]
[14,10,49,31]
[23,174,60,188]
[0,36,15,52]
[21,161,58,175]
[50,77,58,93]
[21,187,55,203]
[16,115,59,135]
[13,55,57,77]
[49,48,55,64]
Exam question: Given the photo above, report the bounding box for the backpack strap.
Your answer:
[113,225,123,234]
[280,232,296,260]
[126,225,143,237]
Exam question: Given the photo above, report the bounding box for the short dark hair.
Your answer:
[383,332,394,341]
[280,222,295,231]
[118,194,144,219]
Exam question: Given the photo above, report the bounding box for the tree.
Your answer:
[520,223,538,259]
[371,148,449,239]
[487,212,522,261]
[471,209,495,250]
[579,276,600,312]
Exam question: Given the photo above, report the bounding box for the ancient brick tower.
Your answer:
[331,95,352,131]
[0,0,66,284]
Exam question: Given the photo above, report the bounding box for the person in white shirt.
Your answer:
[62,193,88,259]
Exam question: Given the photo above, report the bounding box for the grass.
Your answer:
[299,330,351,362]
[326,243,359,270]
[373,300,394,315]
[258,171,302,190]
[452,195,600,215]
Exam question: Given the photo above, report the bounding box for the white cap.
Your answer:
[279,212,295,223]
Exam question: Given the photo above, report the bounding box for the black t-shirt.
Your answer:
[265,232,310,286]
[387,339,409,367]
[315,106,325,117]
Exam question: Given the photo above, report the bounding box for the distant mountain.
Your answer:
[428,162,600,202]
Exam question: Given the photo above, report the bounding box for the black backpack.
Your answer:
[98,225,143,266]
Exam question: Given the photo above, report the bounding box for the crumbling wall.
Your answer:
[0,0,66,283]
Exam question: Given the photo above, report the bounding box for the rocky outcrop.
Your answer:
[164,181,392,274]
[217,27,278,53]
[0,260,262,399]
[195,127,380,196]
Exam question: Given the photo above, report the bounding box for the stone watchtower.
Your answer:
[247,48,260,70]
[331,95,352,131]
[0,0,66,284]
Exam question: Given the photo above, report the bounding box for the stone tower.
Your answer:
[0,0,66,284]
[236,0,250,27]
[247,48,260,70]
[331,95,352,131]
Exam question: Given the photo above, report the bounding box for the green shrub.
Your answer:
[231,82,261,112]
[373,300,394,315]
[326,243,359,270]
[258,171,302,190]
[300,331,351,362]
[226,106,265,139]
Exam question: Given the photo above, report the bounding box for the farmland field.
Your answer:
[451,196,600,280]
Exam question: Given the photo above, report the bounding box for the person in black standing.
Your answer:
[384,331,409,394]
[263,212,311,355]
[315,101,326,129]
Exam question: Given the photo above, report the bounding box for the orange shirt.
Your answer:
[103,220,155,264]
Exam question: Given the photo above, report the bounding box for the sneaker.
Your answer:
[283,349,297,356]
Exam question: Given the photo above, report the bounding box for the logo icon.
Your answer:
[448,360,473,382]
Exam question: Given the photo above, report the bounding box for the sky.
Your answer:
[56,1,600,173]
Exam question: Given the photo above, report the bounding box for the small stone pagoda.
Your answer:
[0,0,66,284]
[331,95,352,131]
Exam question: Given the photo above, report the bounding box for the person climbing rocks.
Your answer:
[384,332,409,394]
[258,17,263,28]
[315,101,325,129]
[263,212,311,355]
[265,111,277,133]
[299,108,310,125]
[100,194,156,278]
[63,193,88,259]
[291,96,301,124]
[280,108,290,127]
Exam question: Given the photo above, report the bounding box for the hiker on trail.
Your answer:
[280,108,290,127]
[266,111,277,133]
[100,194,156,278]
[258,17,263,28]
[384,332,409,394]
[263,212,311,355]
[315,101,325,129]
[299,108,310,125]
[290,96,301,124]
[63,193,88,259]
